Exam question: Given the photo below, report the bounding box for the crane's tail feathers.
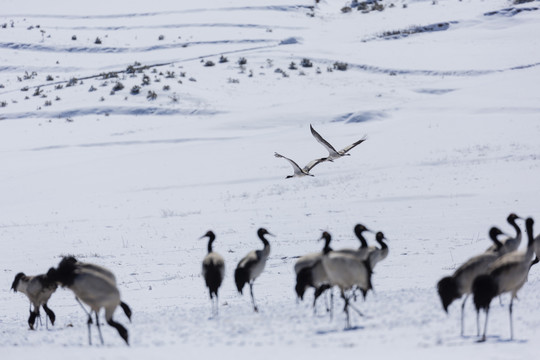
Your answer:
[120,302,132,322]
[472,274,498,312]
[234,267,249,294]
[295,267,313,300]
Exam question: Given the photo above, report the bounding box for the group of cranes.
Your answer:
[11,256,131,346]
[10,212,539,345]
[275,124,366,178]
[200,224,389,328]
[437,213,540,342]
[293,224,389,328]
[201,228,273,314]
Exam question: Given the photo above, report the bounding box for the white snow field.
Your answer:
[1,0,540,358]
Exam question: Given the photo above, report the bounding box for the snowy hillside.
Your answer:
[1,0,540,358]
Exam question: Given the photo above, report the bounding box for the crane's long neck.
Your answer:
[509,217,521,238]
[259,234,271,256]
[207,234,216,253]
[323,235,332,253]
[322,234,332,255]
[377,237,388,250]
[354,229,368,248]
[488,228,503,250]
[525,219,535,259]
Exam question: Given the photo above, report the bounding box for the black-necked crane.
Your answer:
[473,217,536,342]
[47,257,129,345]
[61,256,132,321]
[437,228,505,336]
[485,213,522,254]
[310,124,366,161]
[234,228,273,312]
[11,272,57,330]
[295,231,333,312]
[201,230,225,315]
[320,231,372,328]
[274,152,327,178]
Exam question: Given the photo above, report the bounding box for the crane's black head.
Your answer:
[354,224,370,248]
[320,231,331,242]
[354,224,370,234]
[201,230,215,240]
[320,232,332,253]
[257,228,274,244]
[295,267,313,300]
[488,227,505,250]
[201,230,217,252]
[375,232,388,249]
[437,276,459,313]
[11,272,25,292]
[48,256,79,287]
[507,213,521,223]
[258,228,273,236]
[472,274,498,311]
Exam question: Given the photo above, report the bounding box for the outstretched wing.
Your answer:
[303,157,328,172]
[310,124,339,157]
[275,152,303,175]
[339,135,367,154]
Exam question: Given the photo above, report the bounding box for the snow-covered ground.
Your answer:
[1,0,540,358]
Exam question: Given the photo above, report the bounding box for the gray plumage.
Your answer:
[437,233,504,336]
[485,214,522,254]
[60,256,132,321]
[47,258,129,345]
[235,228,273,312]
[320,231,372,328]
[294,232,333,311]
[310,124,366,161]
[11,272,57,330]
[473,217,536,342]
[274,152,327,178]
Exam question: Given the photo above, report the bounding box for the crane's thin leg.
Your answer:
[509,297,514,340]
[76,297,92,323]
[341,290,351,329]
[329,289,334,321]
[460,294,469,336]
[348,302,365,317]
[249,282,258,312]
[87,314,93,345]
[476,308,480,337]
[479,308,489,342]
[36,307,42,329]
[95,311,104,345]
